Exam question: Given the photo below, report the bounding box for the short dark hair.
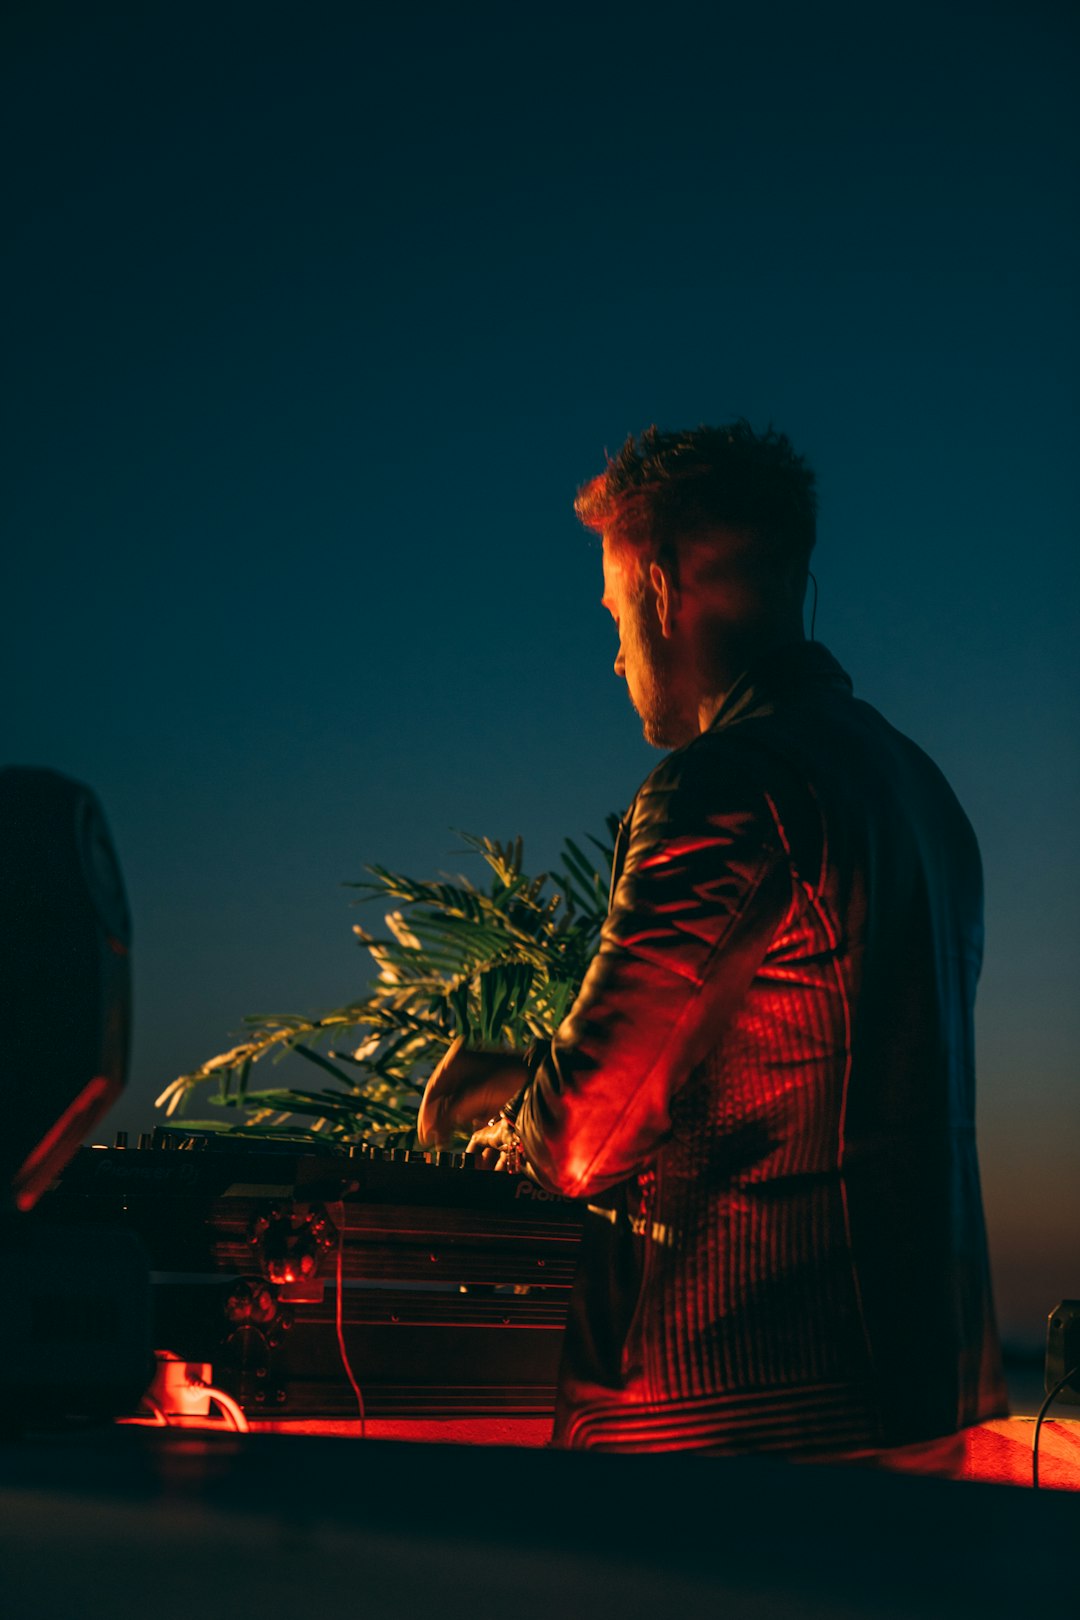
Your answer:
[575,420,817,575]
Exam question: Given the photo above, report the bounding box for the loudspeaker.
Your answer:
[0,767,132,1211]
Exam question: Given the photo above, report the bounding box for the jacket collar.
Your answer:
[706,640,853,732]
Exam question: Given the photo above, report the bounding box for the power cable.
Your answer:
[1032,1365,1078,1488]
[333,1201,366,1434]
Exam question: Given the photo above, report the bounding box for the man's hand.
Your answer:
[416,1037,530,1149]
[465,1115,522,1172]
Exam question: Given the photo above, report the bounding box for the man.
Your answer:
[419,421,1008,1462]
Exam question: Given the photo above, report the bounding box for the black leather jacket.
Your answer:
[516,641,1007,1453]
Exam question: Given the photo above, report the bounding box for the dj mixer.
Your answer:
[35,1130,584,1418]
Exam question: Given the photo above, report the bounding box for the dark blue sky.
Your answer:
[4,1,1077,1341]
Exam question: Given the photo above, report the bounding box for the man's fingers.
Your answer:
[419,1045,529,1149]
[464,1118,519,1172]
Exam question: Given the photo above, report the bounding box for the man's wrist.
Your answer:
[498,1084,528,1124]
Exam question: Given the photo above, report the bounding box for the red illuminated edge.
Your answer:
[12,1073,122,1212]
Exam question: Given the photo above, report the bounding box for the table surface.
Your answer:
[2,1416,1078,1620]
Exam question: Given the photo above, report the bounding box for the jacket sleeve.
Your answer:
[516,741,794,1198]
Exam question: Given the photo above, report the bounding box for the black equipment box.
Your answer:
[35,1133,584,1418]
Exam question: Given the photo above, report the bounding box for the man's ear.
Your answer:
[649,560,677,639]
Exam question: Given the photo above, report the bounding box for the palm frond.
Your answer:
[160,821,619,1141]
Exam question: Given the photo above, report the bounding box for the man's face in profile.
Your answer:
[601,538,689,750]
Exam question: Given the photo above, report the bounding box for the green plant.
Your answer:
[155,822,619,1146]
